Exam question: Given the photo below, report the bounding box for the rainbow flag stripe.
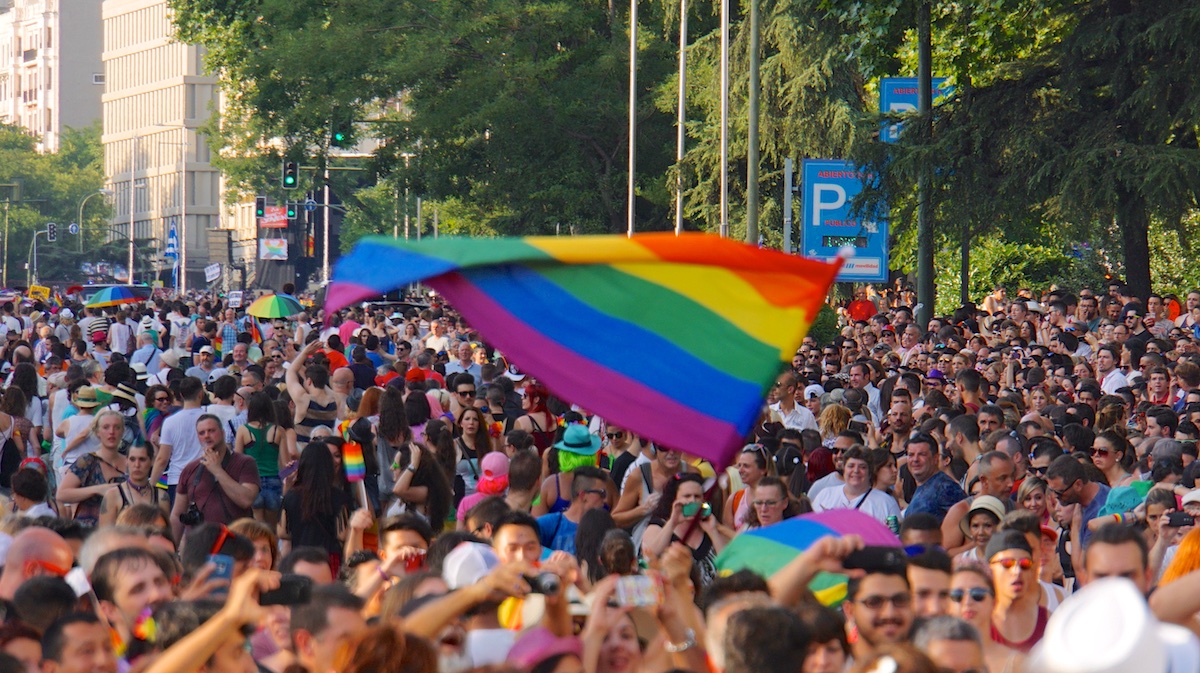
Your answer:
[325,234,839,466]
[342,441,366,482]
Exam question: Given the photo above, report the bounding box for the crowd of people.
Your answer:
[0,277,1194,673]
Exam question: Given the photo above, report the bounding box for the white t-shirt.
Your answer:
[810,486,901,524]
[160,408,208,485]
[204,404,240,445]
[769,402,818,431]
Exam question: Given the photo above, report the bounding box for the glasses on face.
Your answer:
[1049,479,1078,497]
[582,488,607,498]
[1090,446,1110,457]
[857,593,912,610]
[457,389,476,396]
[991,557,1033,571]
[154,396,170,404]
[752,499,782,508]
[949,588,992,603]
[606,432,623,440]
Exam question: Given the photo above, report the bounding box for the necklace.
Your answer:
[126,477,151,495]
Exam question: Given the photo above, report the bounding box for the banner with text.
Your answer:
[258,206,288,229]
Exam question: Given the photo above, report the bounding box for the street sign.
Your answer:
[305,198,317,213]
[204,263,222,283]
[68,222,79,236]
[879,77,953,143]
[801,159,889,283]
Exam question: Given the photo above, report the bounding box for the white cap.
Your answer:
[1181,489,1200,507]
[803,384,824,400]
[441,542,499,590]
[1026,577,1199,673]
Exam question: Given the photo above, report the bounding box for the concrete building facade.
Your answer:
[0,0,104,152]
[101,0,255,290]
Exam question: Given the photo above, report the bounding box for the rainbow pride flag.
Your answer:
[342,441,366,482]
[324,234,839,467]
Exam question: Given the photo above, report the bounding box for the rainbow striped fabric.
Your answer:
[324,234,839,466]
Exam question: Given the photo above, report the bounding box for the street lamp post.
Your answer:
[128,132,140,284]
[77,188,113,253]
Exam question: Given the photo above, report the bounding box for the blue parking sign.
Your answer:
[801,159,889,283]
[879,77,953,143]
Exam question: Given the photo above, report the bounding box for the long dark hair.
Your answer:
[456,407,492,458]
[403,384,431,426]
[424,418,456,478]
[246,392,276,425]
[400,442,452,527]
[295,440,337,522]
[650,473,704,521]
[378,387,411,445]
[10,363,38,409]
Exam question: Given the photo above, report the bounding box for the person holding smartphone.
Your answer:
[641,473,729,585]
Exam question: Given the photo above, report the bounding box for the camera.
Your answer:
[179,503,203,526]
[525,572,561,595]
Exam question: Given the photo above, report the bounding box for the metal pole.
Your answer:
[2,200,8,288]
[404,185,410,240]
[783,158,794,253]
[393,183,400,238]
[180,138,188,294]
[322,168,331,283]
[626,0,637,237]
[916,1,934,326]
[29,231,37,287]
[433,207,439,238]
[416,197,423,241]
[746,0,760,244]
[129,133,138,284]
[674,0,687,235]
[719,0,729,237]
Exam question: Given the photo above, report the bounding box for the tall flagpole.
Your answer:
[674,0,688,235]
[627,0,638,237]
[719,0,729,237]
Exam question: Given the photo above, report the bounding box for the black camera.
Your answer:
[525,572,561,595]
[179,503,203,526]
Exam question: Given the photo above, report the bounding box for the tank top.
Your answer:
[456,438,480,497]
[527,414,556,454]
[296,398,338,445]
[244,424,279,477]
[990,606,1049,653]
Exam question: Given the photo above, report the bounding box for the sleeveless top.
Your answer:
[548,473,571,514]
[296,398,338,445]
[244,424,279,477]
[990,606,1049,653]
[456,438,480,497]
[526,414,556,454]
[117,480,161,511]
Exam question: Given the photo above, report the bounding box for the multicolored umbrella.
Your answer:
[714,509,902,606]
[246,293,303,319]
[85,285,145,308]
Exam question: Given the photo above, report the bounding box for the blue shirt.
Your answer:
[536,512,579,555]
[1080,483,1111,547]
[906,471,968,520]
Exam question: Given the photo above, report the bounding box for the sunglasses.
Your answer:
[582,488,607,497]
[1049,478,1078,497]
[1090,446,1110,456]
[154,396,170,403]
[606,432,623,440]
[857,593,912,610]
[949,588,992,603]
[990,557,1033,570]
[457,389,476,396]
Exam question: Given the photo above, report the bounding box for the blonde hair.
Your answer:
[91,409,125,437]
[818,404,851,440]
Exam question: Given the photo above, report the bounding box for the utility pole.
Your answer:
[718,0,729,237]
[626,0,638,237]
[745,0,760,244]
[915,1,934,326]
[674,0,687,236]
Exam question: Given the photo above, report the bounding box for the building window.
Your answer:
[92,73,105,85]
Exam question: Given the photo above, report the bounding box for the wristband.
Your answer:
[665,628,696,653]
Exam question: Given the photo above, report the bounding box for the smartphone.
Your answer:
[278,461,298,480]
[1166,512,1196,528]
[614,575,660,607]
[848,420,868,434]
[207,553,235,598]
[681,502,712,519]
[259,574,314,606]
[842,546,908,573]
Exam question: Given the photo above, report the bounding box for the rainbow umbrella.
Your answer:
[85,285,145,308]
[246,293,303,319]
[714,509,901,606]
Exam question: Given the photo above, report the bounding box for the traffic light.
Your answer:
[331,120,354,149]
[47,222,56,242]
[282,161,299,190]
[286,201,298,220]
[255,196,266,218]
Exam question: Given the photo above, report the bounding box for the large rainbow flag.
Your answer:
[324,234,839,466]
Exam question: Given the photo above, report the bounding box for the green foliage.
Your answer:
[808,303,839,346]
[0,121,118,283]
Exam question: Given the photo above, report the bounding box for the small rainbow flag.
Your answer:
[342,441,366,482]
[324,234,839,467]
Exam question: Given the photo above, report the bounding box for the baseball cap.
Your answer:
[481,452,509,479]
[925,368,946,381]
[1181,489,1200,507]
[442,542,499,590]
[199,345,216,355]
[803,384,824,400]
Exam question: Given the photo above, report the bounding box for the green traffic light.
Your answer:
[334,132,346,143]
[284,176,295,185]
